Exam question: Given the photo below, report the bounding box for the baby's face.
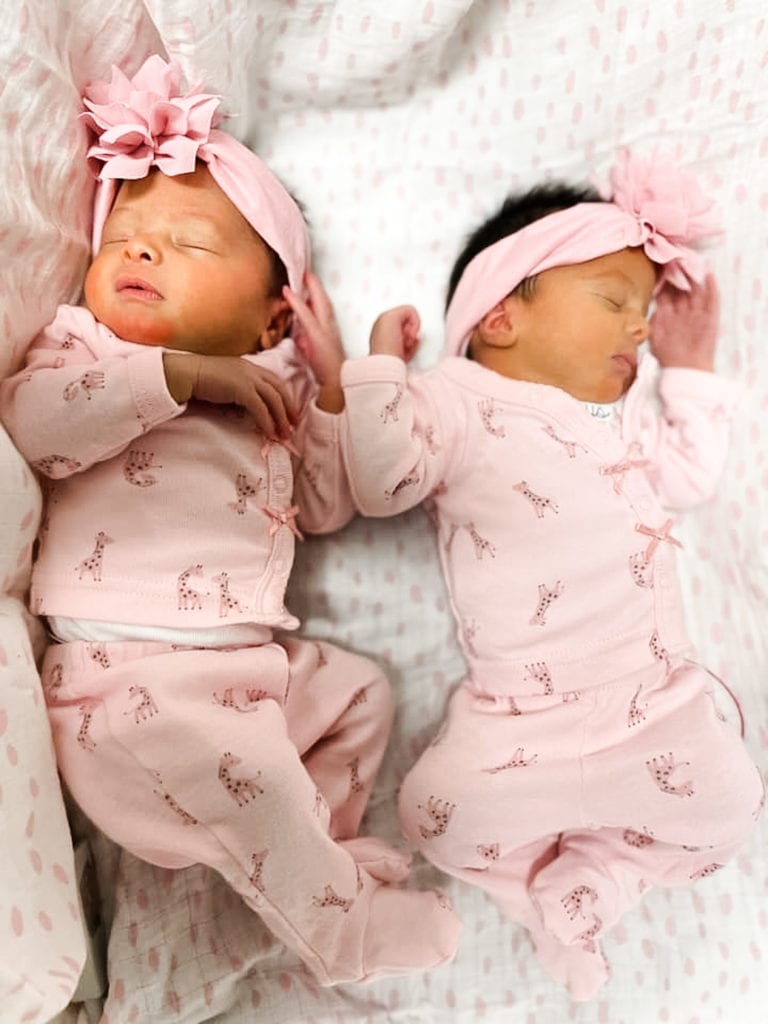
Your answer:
[488,248,656,403]
[84,165,286,355]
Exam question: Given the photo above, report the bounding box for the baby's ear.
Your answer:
[263,297,293,348]
[475,295,517,349]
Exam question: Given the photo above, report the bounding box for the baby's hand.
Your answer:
[283,272,345,413]
[370,306,420,362]
[650,273,719,371]
[163,353,297,440]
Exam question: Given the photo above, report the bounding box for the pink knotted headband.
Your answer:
[81,55,309,292]
[444,150,720,356]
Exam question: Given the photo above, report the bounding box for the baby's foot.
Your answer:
[530,924,611,1002]
[359,885,461,981]
[531,865,620,946]
[339,835,412,883]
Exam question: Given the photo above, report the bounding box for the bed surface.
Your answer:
[1,2,766,1022]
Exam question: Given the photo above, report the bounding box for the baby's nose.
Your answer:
[124,235,160,262]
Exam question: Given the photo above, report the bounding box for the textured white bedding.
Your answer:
[1,2,766,1022]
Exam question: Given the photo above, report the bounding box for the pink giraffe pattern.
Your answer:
[44,662,64,702]
[249,850,269,892]
[228,473,261,514]
[690,863,724,880]
[525,660,554,694]
[380,384,403,423]
[88,643,110,669]
[513,480,560,518]
[124,685,159,724]
[623,828,655,848]
[542,424,586,458]
[218,752,264,805]
[212,572,245,618]
[177,564,207,610]
[483,747,538,773]
[629,550,655,589]
[627,686,648,728]
[76,531,113,581]
[646,753,695,798]
[561,884,599,921]
[466,522,496,559]
[529,581,564,626]
[123,449,162,487]
[76,703,97,751]
[32,454,82,477]
[312,885,354,913]
[63,370,106,402]
[462,619,479,657]
[152,771,199,826]
[346,756,364,794]
[417,796,456,840]
[649,629,670,666]
[345,686,368,710]
[385,470,421,500]
[478,399,507,438]
[212,687,267,712]
[476,843,500,861]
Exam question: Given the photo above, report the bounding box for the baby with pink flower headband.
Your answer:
[0,54,463,988]
[289,153,762,1000]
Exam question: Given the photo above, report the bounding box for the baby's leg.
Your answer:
[531,663,763,946]
[397,685,611,1000]
[43,641,460,985]
[279,637,394,839]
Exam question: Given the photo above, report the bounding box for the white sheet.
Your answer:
[1,1,766,1022]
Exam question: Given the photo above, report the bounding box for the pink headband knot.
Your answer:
[444,149,721,356]
[81,55,309,293]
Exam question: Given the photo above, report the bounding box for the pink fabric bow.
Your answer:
[444,149,721,356]
[81,56,221,180]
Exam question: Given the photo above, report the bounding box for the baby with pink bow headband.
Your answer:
[0,55,461,988]
[293,151,763,999]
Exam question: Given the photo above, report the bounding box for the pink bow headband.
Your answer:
[444,150,721,356]
[81,55,309,292]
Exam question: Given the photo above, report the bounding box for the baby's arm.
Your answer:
[341,307,454,517]
[639,275,739,507]
[281,273,355,532]
[0,311,181,477]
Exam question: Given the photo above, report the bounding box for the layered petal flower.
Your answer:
[81,55,222,180]
[607,148,722,288]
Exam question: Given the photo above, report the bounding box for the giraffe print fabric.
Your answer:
[42,635,461,985]
[398,663,763,1001]
[340,315,762,1000]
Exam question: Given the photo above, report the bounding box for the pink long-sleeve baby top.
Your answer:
[340,353,739,697]
[0,305,353,630]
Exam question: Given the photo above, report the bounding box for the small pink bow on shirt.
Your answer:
[263,505,304,541]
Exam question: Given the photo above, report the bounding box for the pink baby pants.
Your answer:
[399,659,762,977]
[43,637,460,985]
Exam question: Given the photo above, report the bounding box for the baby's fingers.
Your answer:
[242,367,297,435]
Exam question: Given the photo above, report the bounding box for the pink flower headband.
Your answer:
[81,55,309,292]
[444,150,720,356]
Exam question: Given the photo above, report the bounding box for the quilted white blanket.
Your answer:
[1,2,766,1022]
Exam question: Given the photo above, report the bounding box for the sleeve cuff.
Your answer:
[341,354,407,387]
[127,347,186,428]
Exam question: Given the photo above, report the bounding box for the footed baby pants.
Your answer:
[44,636,460,984]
